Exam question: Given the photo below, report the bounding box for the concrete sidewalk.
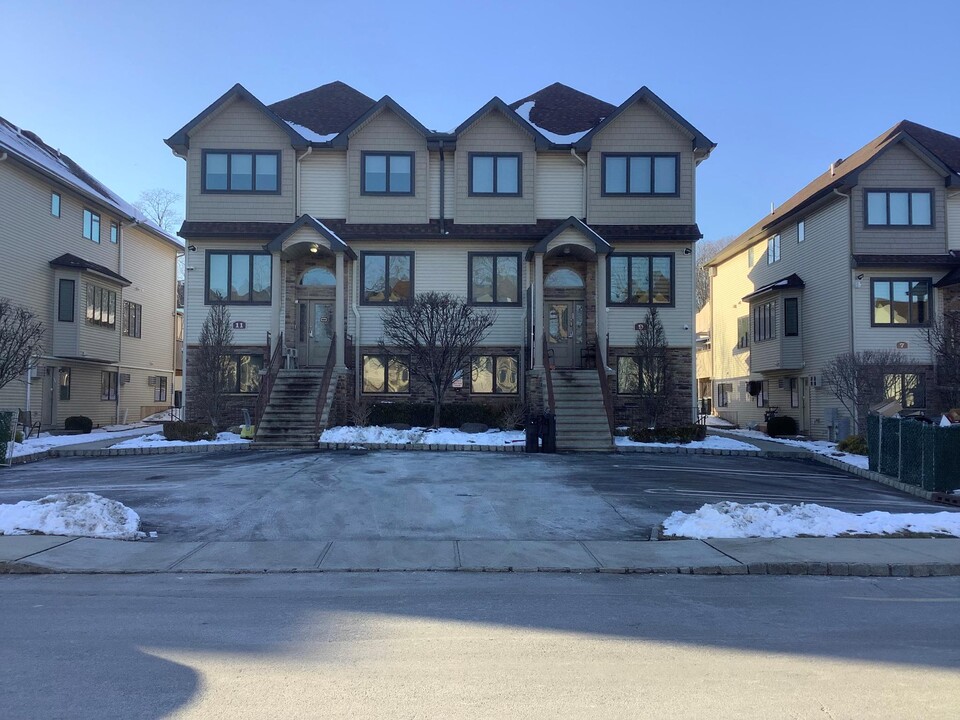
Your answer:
[2,535,957,577]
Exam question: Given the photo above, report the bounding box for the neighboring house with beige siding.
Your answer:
[0,116,181,429]
[166,81,714,448]
[702,121,960,440]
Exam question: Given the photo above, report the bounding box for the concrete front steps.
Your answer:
[254,368,334,449]
[551,369,613,451]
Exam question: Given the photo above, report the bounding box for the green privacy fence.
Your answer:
[867,414,960,492]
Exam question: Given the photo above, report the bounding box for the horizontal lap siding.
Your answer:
[535,154,583,219]
[120,227,178,373]
[587,101,694,225]
[117,367,174,422]
[427,151,456,220]
[300,152,347,218]
[948,194,960,251]
[58,363,118,428]
[186,98,296,223]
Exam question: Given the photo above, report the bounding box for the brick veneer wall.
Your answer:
[184,344,265,428]
[606,346,694,427]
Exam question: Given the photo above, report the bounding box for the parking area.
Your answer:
[0,451,948,542]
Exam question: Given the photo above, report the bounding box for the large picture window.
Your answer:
[202,151,280,193]
[608,254,673,306]
[884,372,925,408]
[602,153,678,195]
[469,253,520,305]
[616,355,669,395]
[362,152,413,194]
[362,355,409,394]
[471,355,519,394]
[85,283,117,329]
[206,251,272,304]
[469,153,521,195]
[361,252,412,304]
[865,190,932,227]
[871,278,930,326]
[223,354,264,394]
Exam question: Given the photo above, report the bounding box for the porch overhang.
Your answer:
[742,273,805,302]
[263,215,357,259]
[525,216,612,260]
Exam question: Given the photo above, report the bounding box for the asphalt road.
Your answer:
[1,572,958,719]
[0,451,948,542]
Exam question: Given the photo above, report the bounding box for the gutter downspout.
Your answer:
[352,258,362,400]
[832,188,854,357]
[116,222,124,424]
[438,141,445,234]
[570,148,586,219]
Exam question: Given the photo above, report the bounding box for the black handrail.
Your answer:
[254,331,284,428]
[314,334,338,440]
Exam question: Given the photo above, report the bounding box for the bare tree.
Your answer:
[133,188,183,233]
[822,350,904,434]
[696,236,734,311]
[380,292,496,428]
[631,307,675,428]
[192,303,234,429]
[0,298,44,392]
[927,310,960,409]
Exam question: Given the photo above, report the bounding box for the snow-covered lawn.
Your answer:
[320,425,526,446]
[8,425,161,458]
[722,429,869,469]
[109,432,249,449]
[703,415,736,428]
[615,434,758,451]
[0,492,143,540]
[663,501,960,539]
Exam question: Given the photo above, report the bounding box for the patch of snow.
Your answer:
[663,501,960,539]
[615,435,758,451]
[141,408,183,422]
[10,425,162,458]
[703,415,735,428]
[285,120,337,143]
[320,425,526,446]
[109,432,249,449]
[513,101,591,144]
[722,429,869,469]
[0,492,143,540]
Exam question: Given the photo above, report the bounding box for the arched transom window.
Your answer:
[300,267,336,287]
[545,268,584,289]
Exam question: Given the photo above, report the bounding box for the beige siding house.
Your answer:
[702,121,960,440]
[167,81,714,448]
[0,116,181,429]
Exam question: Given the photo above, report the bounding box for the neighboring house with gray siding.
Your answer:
[0,116,181,429]
[701,121,960,440]
[166,81,714,447]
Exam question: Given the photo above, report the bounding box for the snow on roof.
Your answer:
[285,120,337,143]
[513,101,590,144]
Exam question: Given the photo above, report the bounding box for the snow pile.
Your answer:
[109,432,249,449]
[703,415,736,428]
[513,101,592,144]
[724,429,869,469]
[284,120,337,143]
[615,434,757,451]
[0,493,143,540]
[10,425,162,458]
[663,501,960,539]
[320,425,526,446]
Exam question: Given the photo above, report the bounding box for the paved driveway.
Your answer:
[0,451,948,542]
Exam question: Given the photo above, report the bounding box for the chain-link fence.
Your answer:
[867,414,960,492]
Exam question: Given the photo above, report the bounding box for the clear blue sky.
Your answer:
[2,0,957,242]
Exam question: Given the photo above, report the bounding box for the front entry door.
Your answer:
[306,301,334,366]
[546,301,583,368]
[800,378,811,433]
[41,368,55,427]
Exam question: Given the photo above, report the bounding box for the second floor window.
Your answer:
[86,283,116,329]
[470,153,520,195]
[58,279,75,323]
[203,151,279,192]
[866,190,932,227]
[602,154,678,195]
[362,252,412,304]
[753,300,774,341]
[608,254,673,306]
[206,252,272,304]
[110,222,118,244]
[469,254,520,305]
[362,152,413,194]
[767,234,780,264]
[123,301,142,338]
[737,316,749,349]
[784,298,799,337]
[51,192,61,217]
[83,209,100,242]
[872,278,930,326]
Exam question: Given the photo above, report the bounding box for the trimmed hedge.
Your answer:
[367,402,504,429]
[163,421,215,442]
[837,434,868,456]
[767,415,798,437]
[64,416,93,434]
[629,424,707,444]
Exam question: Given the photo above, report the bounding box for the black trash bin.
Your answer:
[541,413,557,453]
[524,415,541,453]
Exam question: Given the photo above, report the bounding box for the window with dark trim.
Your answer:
[469,153,521,196]
[206,251,272,304]
[766,234,780,264]
[361,252,413,304]
[469,253,520,305]
[85,283,116,329]
[753,300,775,341]
[747,247,755,268]
[755,380,768,408]
[83,209,100,242]
[602,153,678,195]
[154,376,168,403]
[471,355,519,394]
[361,152,413,194]
[716,382,731,408]
[790,378,800,408]
[736,316,749,349]
[59,367,71,401]
[223,354,263,394]
[122,301,142,338]
[51,192,61,217]
[362,354,409,394]
[784,298,799,337]
[607,254,674,306]
[871,278,930,326]
[58,279,75,322]
[617,354,669,395]
[865,190,932,227]
[202,151,280,193]
[110,222,118,244]
[884,372,925,408]
[101,371,118,401]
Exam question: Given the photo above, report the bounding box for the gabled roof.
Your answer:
[1,115,181,249]
[509,83,616,144]
[264,215,356,258]
[712,120,960,268]
[455,97,551,149]
[742,273,805,302]
[934,266,960,288]
[268,81,376,139]
[574,86,715,153]
[164,83,308,154]
[49,253,131,286]
[330,96,433,149]
[527,216,612,258]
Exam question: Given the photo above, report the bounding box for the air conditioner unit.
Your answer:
[119,373,131,385]
[147,376,157,386]
[809,375,818,387]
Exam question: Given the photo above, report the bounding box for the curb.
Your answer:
[316,442,525,452]
[7,443,252,465]
[806,454,940,502]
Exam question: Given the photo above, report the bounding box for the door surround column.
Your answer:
[533,252,544,369]
[335,252,346,370]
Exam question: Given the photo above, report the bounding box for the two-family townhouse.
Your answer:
[701,121,960,440]
[0,116,182,430]
[166,81,714,449]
